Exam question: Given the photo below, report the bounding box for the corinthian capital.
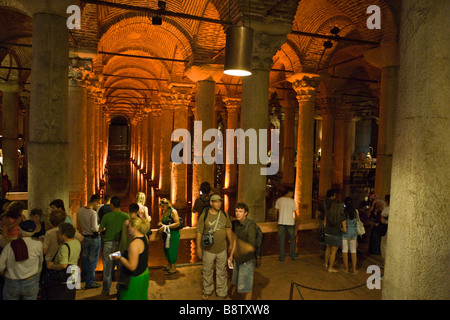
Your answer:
[252,32,287,71]
[68,59,92,87]
[168,83,194,106]
[287,73,326,102]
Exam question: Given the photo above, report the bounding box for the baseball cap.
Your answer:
[210,194,223,202]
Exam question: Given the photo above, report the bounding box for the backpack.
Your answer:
[198,195,211,215]
[246,220,263,267]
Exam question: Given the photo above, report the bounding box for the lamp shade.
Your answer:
[224,26,254,76]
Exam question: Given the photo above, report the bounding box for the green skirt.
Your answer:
[118,268,149,300]
[163,230,180,264]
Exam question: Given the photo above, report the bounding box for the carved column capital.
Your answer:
[168,83,194,106]
[288,73,325,102]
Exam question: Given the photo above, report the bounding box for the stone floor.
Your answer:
[75,249,383,301]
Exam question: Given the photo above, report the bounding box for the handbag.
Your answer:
[356,210,366,236]
[201,212,221,248]
[42,243,71,288]
[163,208,184,231]
[163,225,171,249]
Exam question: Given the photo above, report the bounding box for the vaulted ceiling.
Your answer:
[0,0,399,118]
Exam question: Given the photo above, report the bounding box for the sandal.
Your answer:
[202,294,210,300]
[165,270,178,275]
[328,268,339,273]
[162,266,170,272]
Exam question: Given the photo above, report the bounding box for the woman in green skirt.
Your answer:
[112,217,150,300]
[157,198,181,275]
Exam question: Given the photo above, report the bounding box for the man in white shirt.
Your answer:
[77,194,101,289]
[0,220,43,300]
[275,187,298,261]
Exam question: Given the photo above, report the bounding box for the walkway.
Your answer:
[76,250,383,301]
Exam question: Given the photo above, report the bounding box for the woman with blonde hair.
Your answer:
[157,198,181,275]
[136,192,151,222]
[112,217,150,300]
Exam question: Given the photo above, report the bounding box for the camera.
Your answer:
[201,232,214,247]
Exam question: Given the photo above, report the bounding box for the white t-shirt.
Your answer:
[275,197,297,225]
[0,237,43,280]
[77,207,99,236]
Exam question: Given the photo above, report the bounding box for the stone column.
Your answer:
[280,94,296,187]
[239,31,287,222]
[0,83,20,189]
[382,0,450,300]
[68,61,88,207]
[151,110,161,182]
[343,109,354,195]
[364,41,399,200]
[22,0,79,217]
[287,73,323,220]
[222,98,240,213]
[169,83,194,210]
[318,100,336,199]
[185,64,222,214]
[86,91,96,197]
[158,92,173,198]
[332,110,346,197]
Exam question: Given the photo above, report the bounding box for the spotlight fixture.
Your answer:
[330,26,341,36]
[152,16,162,25]
[223,26,254,77]
[157,1,166,10]
[152,1,165,25]
[323,40,333,49]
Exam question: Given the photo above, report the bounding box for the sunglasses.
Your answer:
[160,201,168,205]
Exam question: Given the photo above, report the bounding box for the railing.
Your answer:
[4,191,320,242]
[148,219,320,242]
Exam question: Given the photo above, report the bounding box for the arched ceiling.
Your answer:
[0,0,399,118]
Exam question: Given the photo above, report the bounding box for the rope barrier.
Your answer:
[289,275,383,300]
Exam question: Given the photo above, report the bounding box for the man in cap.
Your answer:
[0,220,43,300]
[196,193,233,300]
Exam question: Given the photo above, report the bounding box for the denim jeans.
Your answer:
[3,274,39,300]
[81,237,101,286]
[102,241,119,294]
[278,224,297,260]
[231,259,255,293]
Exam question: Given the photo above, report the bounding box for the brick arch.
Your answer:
[192,2,226,63]
[99,16,191,61]
[276,40,303,74]
[301,15,358,72]
[101,48,172,79]
[99,12,194,57]
[0,0,27,14]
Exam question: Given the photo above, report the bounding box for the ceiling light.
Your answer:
[224,26,254,77]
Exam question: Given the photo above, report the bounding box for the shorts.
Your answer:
[231,259,255,293]
[324,233,341,247]
[341,238,357,253]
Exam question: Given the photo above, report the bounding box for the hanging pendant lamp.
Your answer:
[224,26,254,77]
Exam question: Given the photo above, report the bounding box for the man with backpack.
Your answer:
[196,194,233,300]
[230,202,261,300]
[191,181,212,227]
